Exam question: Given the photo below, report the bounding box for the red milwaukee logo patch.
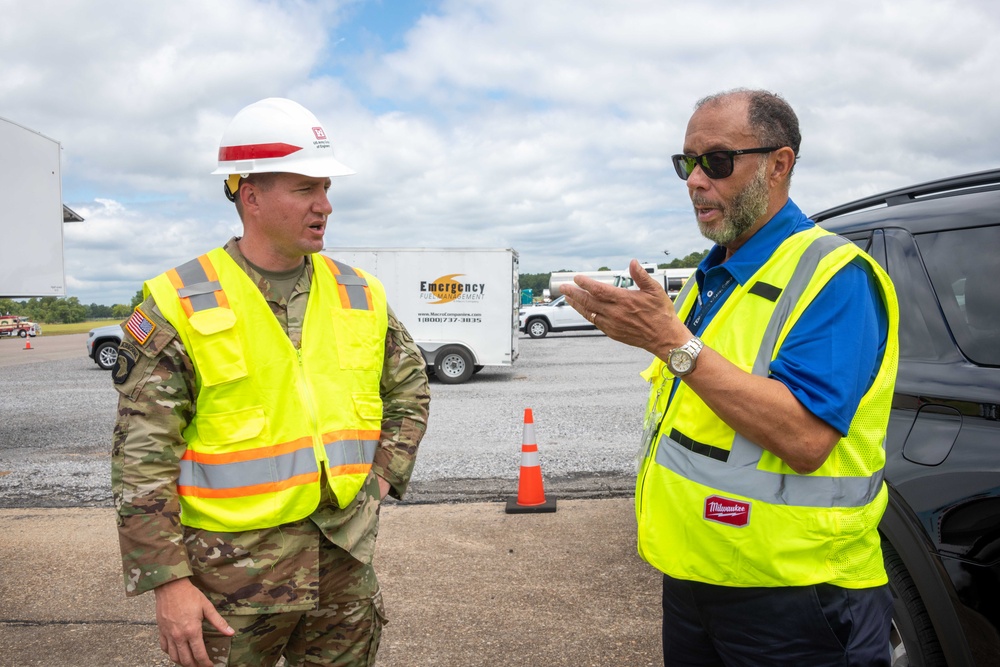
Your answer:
[704,495,751,527]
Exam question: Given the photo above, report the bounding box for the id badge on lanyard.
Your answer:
[636,273,734,470]
[637,365,671,471]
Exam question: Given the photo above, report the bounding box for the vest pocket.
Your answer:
[335,310,383,370]
[187,309,248,386]
[352,392,384,423]
[197,406,266,446]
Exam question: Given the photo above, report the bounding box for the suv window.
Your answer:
[915,224,1000,366]
[882,229,952,362]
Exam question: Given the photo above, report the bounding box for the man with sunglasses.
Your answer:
[562,89,897,666]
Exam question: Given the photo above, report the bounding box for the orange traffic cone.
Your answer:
[23,337,32,350]
[505,408,557,514]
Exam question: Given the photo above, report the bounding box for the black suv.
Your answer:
[812,169,1000,666]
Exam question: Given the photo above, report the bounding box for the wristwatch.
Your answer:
[667,337,704,377]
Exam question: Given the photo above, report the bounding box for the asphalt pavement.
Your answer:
[0,332,664,666]
[0,501,662,667]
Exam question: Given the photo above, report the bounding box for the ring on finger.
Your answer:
[589,312,597,323]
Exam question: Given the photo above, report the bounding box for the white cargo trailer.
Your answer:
[323,247,520,384]
[0,116,66,297]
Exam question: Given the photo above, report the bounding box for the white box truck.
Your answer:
[322,247,520,384]
[0,116,66,297]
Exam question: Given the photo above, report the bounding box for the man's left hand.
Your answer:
[560,259,690,359]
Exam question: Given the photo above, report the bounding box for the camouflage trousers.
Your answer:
[200,541,386,667]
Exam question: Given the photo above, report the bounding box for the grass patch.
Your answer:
[41,320,120,336]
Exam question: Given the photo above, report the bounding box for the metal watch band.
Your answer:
[668,336,704,376]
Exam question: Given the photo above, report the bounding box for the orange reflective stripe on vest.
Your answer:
[178,436,319,499]
[166,255,230,316]
[323,256,374,311]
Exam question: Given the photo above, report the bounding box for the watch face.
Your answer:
[670,350,693,374]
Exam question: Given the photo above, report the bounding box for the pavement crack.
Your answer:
[1,619,156,627]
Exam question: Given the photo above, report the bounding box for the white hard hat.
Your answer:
[212,97,355,180]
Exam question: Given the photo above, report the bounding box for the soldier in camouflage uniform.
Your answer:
[111,98,429,667]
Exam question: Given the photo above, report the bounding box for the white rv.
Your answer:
[547,270,617,298]
[614,267,695,300]
[323,248,519,384]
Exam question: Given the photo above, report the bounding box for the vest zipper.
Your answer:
[296,348,327,469]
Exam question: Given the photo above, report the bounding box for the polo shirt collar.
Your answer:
[695,198,813,288]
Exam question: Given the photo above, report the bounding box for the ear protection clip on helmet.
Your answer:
[223,174,246,202]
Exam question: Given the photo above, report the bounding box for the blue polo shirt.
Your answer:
[686,199,887,436]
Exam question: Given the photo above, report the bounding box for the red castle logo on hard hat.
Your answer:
[312,127,327,140]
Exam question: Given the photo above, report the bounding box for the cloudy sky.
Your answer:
[4,0,999,305]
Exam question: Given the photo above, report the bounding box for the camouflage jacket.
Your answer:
[111,238,429,614]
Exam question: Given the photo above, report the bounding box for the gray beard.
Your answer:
[696,161,769,246]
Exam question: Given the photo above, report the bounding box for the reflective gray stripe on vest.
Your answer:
[330,259,372,311]
[177,281,222,299]
[673,272,699,310]
[655,436,884,508]
[655,233,884,508]
[174,257,222,313]
[729,234,849,466]
[324,438,377,468]
[179,447,319,490]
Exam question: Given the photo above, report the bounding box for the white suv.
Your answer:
[86,324,123,370]
[518,295,597,338]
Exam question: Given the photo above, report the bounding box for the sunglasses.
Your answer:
[671,147,779,180]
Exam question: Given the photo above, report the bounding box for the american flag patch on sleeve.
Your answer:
[125,307,156,345]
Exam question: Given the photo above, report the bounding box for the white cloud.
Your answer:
[2,0,998,304]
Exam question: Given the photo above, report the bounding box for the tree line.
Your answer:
[0,289,143,324]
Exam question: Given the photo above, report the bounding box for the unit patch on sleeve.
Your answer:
[112,340,139,385]
[125,307,157,345]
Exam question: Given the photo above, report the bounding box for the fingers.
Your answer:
[204,604,236,636]
[629,259,667,295]
[187,635,215,667]
[190,602,234,666]
[154,578,230,667]
[161,631,198,667]
[560,275,620,313]
[559,282,591,306]
[559,288,595,321]
[164,634,216,667]
[571,272,621,300]
[161,632,210,667]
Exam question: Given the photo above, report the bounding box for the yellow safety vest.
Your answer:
[145,248,388,532]
[636,226,899,588]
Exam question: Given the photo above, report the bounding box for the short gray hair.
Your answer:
[696,89,801,168]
